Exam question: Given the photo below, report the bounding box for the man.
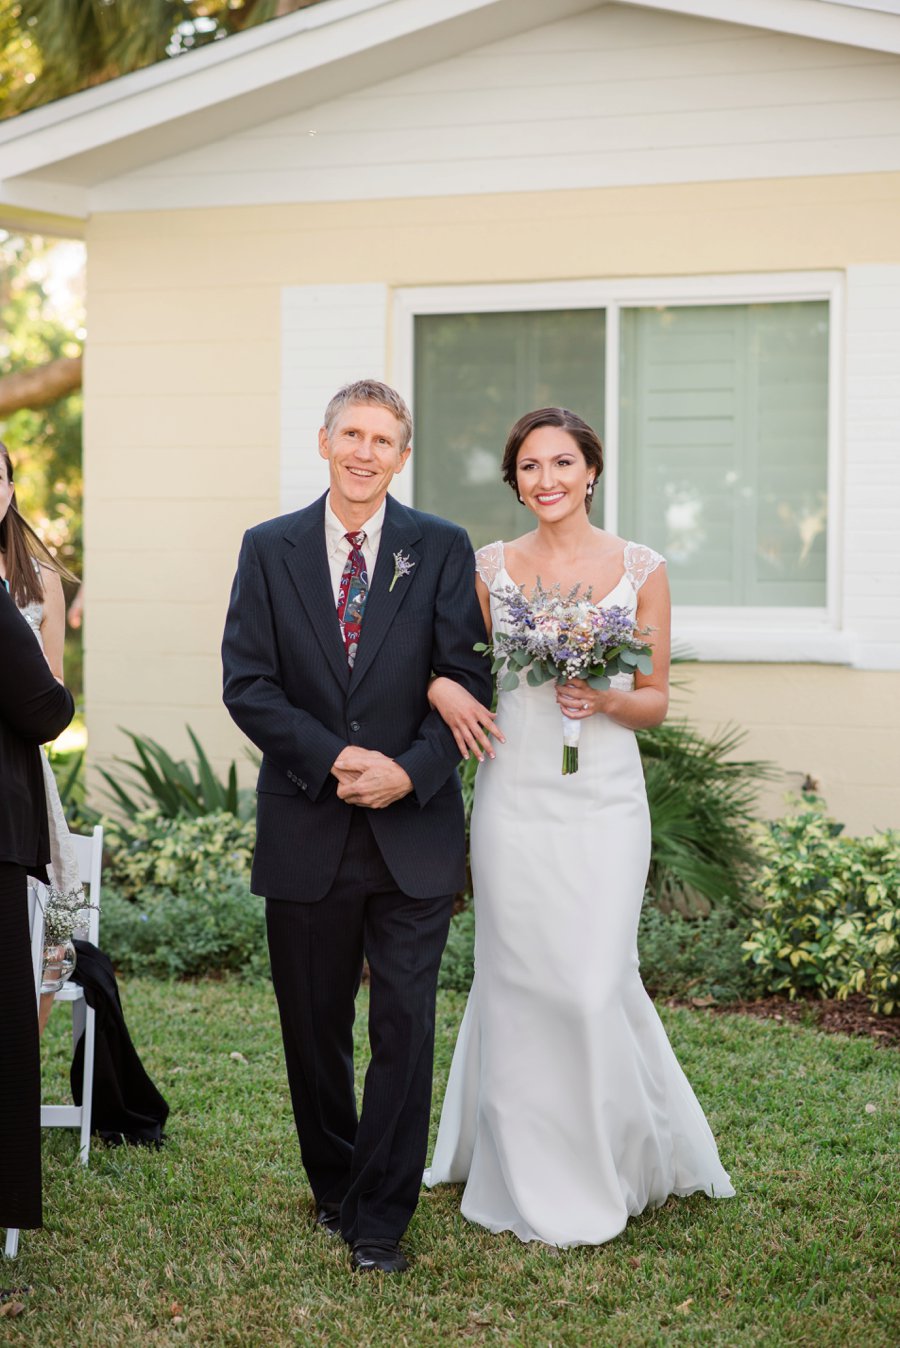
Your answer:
[222,380,491,1274]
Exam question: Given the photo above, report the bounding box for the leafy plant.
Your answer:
[97,727,257,822]
[845,905,900,1017]
[742,804,900,1014]
[100,809,263,978]
[637,905,762,1004]
[101,875,268,980]
[48,744,86,810]
[103,808,255,904]
[638,721,775,914]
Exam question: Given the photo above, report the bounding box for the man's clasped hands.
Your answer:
[331,747,413,809]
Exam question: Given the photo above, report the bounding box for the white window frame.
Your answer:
[393,271,849,663]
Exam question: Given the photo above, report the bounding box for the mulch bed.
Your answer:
[670,993,899,1047]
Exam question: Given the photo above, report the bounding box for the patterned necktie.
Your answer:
[336,531,368,668]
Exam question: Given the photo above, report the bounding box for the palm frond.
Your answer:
[638,719,778,914]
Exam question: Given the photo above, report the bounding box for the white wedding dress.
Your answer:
[425,540,734,1246]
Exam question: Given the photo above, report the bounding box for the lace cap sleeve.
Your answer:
[475,541,505,588]
[624,541,666,592]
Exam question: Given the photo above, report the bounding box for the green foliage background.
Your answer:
[0,0,326,118]
[0,229,85,692]
[743,804,900,1013]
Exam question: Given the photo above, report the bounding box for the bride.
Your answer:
[424,407,734,1247]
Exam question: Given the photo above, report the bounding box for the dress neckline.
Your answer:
[494,540,635,607]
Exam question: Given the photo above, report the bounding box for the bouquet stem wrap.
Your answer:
[561,712,582,775]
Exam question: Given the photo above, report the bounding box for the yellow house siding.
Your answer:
[83,171,900,832]
[681,666,900,835]
[87,174,900,290]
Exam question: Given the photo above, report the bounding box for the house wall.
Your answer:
[84,169,900,834]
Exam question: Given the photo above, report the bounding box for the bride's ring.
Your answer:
[582,701,589,710]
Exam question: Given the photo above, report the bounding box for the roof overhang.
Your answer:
[0,0,600,220]
[1,0,898,223]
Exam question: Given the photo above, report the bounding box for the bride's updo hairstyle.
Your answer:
[501,408,604,514]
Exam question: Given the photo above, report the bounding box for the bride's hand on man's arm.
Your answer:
[428,677,505,762]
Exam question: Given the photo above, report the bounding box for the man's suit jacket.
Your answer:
[0,586,74,878]
[222,493,492,902]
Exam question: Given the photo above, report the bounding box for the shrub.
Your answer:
[638,906,762,1004]
[742,805,900,1014]
[845,904,900,1016]
[100,810,265,979]
[102,875,269,980]
[103,809,255,904]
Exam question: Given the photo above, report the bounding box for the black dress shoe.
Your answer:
[349,1240,410,1274]
[315,1206,343,1237]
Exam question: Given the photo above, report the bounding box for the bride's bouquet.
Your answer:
[475,580,653,774]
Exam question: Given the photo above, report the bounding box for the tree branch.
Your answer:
[0,355,83,417]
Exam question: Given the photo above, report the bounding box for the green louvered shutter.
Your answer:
[618,302,828,607]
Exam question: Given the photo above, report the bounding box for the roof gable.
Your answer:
[2,0,899,225]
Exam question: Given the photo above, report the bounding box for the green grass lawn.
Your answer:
[4,980,897,1347]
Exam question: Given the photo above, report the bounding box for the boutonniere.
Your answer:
[389,550,415,592]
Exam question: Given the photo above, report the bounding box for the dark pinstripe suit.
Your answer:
[222,492,490,1242]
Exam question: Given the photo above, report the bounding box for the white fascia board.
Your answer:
[0,0,596,182]
[0,176,88,221]
[612,0,900,54]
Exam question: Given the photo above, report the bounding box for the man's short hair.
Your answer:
[323,380,413,449]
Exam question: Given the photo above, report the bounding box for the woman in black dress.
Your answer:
[0,586,74,1231]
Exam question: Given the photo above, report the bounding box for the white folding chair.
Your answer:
[4,825,103,1260]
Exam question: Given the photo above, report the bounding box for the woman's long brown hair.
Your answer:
[0,442,80,608]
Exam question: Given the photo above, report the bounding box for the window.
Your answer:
[413,310,605,550]
[402,279,834,631]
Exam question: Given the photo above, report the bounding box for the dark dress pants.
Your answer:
[0,863,42,1229]
[266,808,454,1245]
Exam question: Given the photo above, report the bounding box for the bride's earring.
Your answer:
[586,480,595,500]
[516,491,524,504]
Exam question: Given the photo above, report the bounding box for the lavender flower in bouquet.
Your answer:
[474,579,653,774]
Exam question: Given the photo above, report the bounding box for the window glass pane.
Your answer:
[414,310,605,549]
[619,302,828,607]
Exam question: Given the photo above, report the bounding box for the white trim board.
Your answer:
[613,0,900,51]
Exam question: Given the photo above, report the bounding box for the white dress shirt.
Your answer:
[324,494,386,606]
